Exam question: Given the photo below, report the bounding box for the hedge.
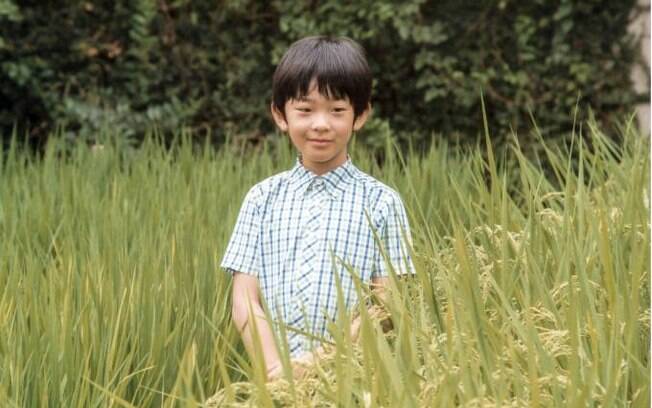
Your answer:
[0,0,646,152]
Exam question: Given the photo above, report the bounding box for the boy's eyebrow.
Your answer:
[294,96,348,103]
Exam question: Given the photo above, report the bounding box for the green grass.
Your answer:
[0,120,649,407]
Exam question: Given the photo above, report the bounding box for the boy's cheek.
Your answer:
[287,117,310,130]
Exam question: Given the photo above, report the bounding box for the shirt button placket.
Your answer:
[296,176,324,348]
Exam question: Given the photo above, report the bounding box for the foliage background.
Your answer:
[0,0,647,152]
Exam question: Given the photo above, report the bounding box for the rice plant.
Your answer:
[0,119,648,407]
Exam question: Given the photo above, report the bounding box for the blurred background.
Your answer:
[0,0,649,154]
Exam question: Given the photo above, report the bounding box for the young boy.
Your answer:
[221,36,414,380]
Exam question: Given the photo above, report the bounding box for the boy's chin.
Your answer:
[304,155,330,163]
[302,153,344,165]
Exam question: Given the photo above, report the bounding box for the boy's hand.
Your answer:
[266,350,322,381]
[350,304,392,342]
[289,348,325,380]
[350,276,392,342]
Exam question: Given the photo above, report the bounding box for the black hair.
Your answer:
[272,36,372,120]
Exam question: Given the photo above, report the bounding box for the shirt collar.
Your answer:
[288,156,357,199]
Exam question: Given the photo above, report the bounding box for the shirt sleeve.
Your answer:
[220,185,263,277]
[372,191,415,278]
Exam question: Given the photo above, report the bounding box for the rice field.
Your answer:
[0,119,649,407]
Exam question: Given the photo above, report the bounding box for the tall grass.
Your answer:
[0,120,649,407]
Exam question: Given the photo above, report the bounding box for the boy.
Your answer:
[221,36,414,380]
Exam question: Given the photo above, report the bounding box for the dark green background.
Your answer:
[0,0,646,152]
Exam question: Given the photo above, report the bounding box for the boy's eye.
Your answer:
[296,107,311,113]
[333,107,347,113]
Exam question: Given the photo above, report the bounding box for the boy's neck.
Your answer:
[299,154,350,175]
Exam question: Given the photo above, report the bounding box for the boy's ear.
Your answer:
[270,103,288,132]
[353,103,372,131]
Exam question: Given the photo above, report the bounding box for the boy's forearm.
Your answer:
[370,276,389,303]
[237,303,282,377]
[231,272,282,379]
[349,276,391,342]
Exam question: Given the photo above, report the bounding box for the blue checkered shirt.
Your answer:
[221,157,414,357]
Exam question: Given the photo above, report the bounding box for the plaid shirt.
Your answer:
[221,157,414,357]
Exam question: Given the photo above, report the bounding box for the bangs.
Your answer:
[272,36,372,118]
[291,56,356,102]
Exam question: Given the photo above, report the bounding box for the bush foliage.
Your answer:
[0,0,645,150]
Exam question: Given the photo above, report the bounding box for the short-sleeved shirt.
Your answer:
[221,157,414,357]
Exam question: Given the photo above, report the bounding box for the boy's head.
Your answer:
[271,36,372,175]
[272,36,372,121]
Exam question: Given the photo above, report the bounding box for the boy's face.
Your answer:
[271,81,369,175]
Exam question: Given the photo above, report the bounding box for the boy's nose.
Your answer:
[311,114,330,131]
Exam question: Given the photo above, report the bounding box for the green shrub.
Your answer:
[0,0,645,152]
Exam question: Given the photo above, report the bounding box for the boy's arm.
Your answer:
[369,275,389,302]
[343,192,414,342]
[231,272,282,380]
[223,185,284,379]
[348,192,414,338]
[348,276,391,342]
